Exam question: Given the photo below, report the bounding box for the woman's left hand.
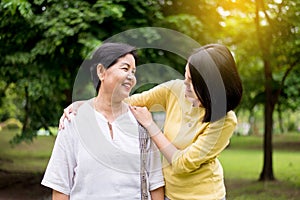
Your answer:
[129,106,154,128]
[130,106,176,163]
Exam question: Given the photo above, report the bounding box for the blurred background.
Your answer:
[0,0,299,199]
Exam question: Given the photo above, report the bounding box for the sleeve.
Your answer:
[41,118,77,195]
[171,112,237,174]
[126,80,176,112]
[147,140,165,191]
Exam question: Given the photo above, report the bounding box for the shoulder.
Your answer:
[155,79,184,96]
[207,111,237,129]
[226,111,237,124]
[161,79,184,89]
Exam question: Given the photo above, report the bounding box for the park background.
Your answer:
[0,0,299,199]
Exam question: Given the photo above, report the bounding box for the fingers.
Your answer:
[58,107,73,130]
[129,106,147,114]
[129,105,147,111]
[72,103,78,116]
[129,105,137,111]
[58,109,69,130]
[58,103,80,130]
[129,106,154,128]
[58,113,65,130]
[64,104,78,120]
[129,106,150,117]
[64,108,71,121]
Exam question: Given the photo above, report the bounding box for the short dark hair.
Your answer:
[89,42,137,92]
[189,44,243,122]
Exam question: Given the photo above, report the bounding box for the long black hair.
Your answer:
[188,44,243,122]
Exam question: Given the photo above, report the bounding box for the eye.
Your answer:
[121,66,129,71]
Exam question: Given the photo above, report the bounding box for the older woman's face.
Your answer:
[101,54,136,100]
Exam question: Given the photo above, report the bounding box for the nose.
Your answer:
[127,72,135,80]
[184,77,190,86]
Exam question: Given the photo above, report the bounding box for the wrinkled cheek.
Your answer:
[184,86,194,97]
[132,78,137,87]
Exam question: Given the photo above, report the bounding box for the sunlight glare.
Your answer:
[219,21,226,27]
[261,20,268,26]
[217,7,231,17]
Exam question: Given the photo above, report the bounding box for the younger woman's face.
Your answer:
[184,64,200,106]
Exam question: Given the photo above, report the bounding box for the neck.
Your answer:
[94,95,127,123]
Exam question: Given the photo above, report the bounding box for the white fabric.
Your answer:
[41,101,164,200]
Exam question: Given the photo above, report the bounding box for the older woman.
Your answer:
[42,43,164,200]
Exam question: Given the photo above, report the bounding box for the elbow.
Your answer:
[171,154,200,174]
[171,162,199,175]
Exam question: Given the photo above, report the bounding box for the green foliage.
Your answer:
[1,0,33,19]
[282,68,300,110]
[0,118,23,129]
[160,0,223,43]
[0,0,166,143]
[162,14,204,40]
[217,0,300,124]
[1,0,299,147]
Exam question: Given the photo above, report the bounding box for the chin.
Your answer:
[121,92,130,99]
[185,92,193,99]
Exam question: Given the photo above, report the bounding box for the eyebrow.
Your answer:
[120,62,136,70]
[185,71,191,79]
[186,68,192,79]
[120,62,130,67]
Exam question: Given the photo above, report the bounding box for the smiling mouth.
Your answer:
[185,86,192,93]
[122,83,132,89]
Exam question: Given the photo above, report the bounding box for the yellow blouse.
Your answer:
[128,79,237,200]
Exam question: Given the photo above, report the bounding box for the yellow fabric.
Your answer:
[128,79,237,200]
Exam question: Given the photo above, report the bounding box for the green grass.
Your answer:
[0,128,55,173]
[0,128,299,199]
[220,134,300,200]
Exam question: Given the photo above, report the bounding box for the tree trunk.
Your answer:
[21,85,30,134]
[277,104,284,134]
[259,60,276,181]
[255,0,276,181]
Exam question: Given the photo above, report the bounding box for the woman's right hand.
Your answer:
[59,101,84,130]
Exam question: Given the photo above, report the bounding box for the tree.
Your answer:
[1,0,219,143]
[217,0,300,181]
[255,0,300,181]
[206,0,300,182]
[0,0,165,143]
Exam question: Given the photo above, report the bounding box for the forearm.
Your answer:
[146,122,177,164]
[52,190,69,200]
[126,84,168,111]
[150,187,164,200]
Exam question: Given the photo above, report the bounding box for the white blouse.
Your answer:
[41,101,164,200]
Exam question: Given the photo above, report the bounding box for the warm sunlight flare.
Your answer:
[217,7,231,17]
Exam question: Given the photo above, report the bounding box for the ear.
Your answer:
[97,64,105,81]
